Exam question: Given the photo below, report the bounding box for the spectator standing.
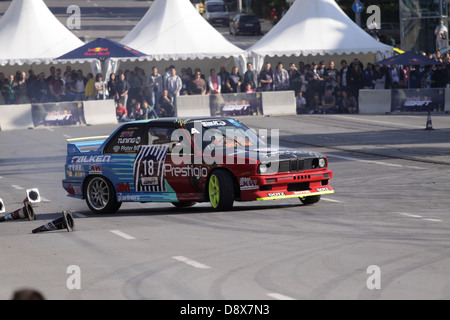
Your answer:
[243,62,258,91]
[270,8,278,25]
[16,71,29,104]
[373,65,387,89]
[338,60,349,90]
[36,72,49,103]
[74,70,87,101]
[208,69,221,94]
[190,71,207,95]
[435,20,448,51]
[146,67,162,108]
[324,60,339,92]
[288,62,301,94]
[259,62,274,91]
[115,73,130,107]
[64,72,77,101]
[165,67,182,105]
[49,73,64,102]
[3,74,17,104]
[84,73,96,100]
[107,73,117,101]
[94,73,107,100]
[363,63,375,89]
[218,66,230,93]
[227,67,242,93]
[348,63,364,106]
[273,62,289,91]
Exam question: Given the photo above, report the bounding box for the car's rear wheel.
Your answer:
[300,195,321,205]
[208,170,234,211]
[85,176,121,214]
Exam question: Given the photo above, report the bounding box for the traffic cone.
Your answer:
[24,188,41,204]
[425,111,434,130]
[0,198,5,214]
[0,188,41,222]
[32,211,74,233]
[0,202,35,222]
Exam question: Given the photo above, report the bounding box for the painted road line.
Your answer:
[72,212,87,218]
[394,212,442,222]
[11,185,24,190]
[110,230,136,240]
[322,197,343,203]
[172,256,211,269]
[267,293,295,300]
[328,154,402,168]
[334,115,424,129]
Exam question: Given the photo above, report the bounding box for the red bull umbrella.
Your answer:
[55,37,146,61]
[375,51,442,66]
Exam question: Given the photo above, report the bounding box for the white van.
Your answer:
[203,0,229,26]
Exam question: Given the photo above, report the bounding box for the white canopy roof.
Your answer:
[248,0,393,66]
[0,0,84,66]
[120,0,246,62]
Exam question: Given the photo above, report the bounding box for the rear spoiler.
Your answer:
[67,136,109,154]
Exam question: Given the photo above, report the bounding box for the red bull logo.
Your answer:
[84,47,110,56]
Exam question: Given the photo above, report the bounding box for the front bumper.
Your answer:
[239,169,334,201]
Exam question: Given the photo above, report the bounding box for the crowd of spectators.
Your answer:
[1,50,450,118]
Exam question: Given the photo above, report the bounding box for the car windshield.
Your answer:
[239,16,259,23]
[207,4,226,12]
[184,119,267,150]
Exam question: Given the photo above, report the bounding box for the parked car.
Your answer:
[203,0,229,26]
[62,117,334,213]
[229,13,262,35]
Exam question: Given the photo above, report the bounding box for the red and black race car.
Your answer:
[62,117,334,213]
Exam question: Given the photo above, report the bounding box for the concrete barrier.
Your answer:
[358,89,391,114]
[261,90,296,115]
[445,88,450,112]
[176,95,211,117]
[0,103,34,131]
[83,99,118,125]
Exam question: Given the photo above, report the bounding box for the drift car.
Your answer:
[62,117,334,213]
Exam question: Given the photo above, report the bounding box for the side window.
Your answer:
[148,126,176,146]
[104,124,148,154]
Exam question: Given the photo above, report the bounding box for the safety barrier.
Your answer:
[176,91,296,117]
[359,88,450,114]
[83,99,118,125]
[358,89,391,114]
[0,103,34,131]
[0,100,118,131]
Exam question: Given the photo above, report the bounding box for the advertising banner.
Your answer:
[209,92,263,117]
[391,88,445,112]
[31,101,86,127]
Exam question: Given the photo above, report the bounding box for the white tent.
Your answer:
[120,0,247,68]
[248,0,393,70]
[0,0,84,66]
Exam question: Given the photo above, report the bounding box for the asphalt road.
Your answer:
[1,114,450,300]
[0,0,269,46]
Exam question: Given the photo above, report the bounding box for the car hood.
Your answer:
[228,147,323,162]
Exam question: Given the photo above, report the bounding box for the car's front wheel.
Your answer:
[85,176,121,214]
[208,170,234,211]
[300,195,321,205]
[171,202,197,208]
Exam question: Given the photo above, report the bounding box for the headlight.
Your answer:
[258,162,271,174]
[318,158,326,168]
